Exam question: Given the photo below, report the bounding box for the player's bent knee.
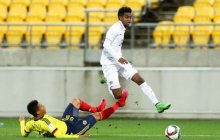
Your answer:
[71,98,80,108]
[132,73,145,85]
[137,78,145,85]
[92,113,101,121]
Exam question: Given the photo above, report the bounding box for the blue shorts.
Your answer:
[62,103,97,135]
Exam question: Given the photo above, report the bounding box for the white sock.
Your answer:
[140,82,159,105]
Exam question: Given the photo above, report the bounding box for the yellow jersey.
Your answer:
[20,114,79,138]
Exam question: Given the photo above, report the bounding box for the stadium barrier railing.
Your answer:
[0,22,219,49]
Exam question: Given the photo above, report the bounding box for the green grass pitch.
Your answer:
[0,118,220,140]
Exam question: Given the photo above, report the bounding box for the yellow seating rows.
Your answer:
[0,0,147,48]
[153,0,220,48]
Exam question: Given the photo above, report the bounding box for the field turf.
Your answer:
[0,118,220,140]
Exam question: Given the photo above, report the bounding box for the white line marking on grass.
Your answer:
[183,135,220,137]
[92,134,220,137]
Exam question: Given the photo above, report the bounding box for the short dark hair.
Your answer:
[118,6,132,18]
[27,100,39,117]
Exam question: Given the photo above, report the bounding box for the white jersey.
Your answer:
[100,21,138,96]
[100,21,126,65]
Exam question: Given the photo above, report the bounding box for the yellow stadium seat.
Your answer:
[194,6,214,21]
[213,22,220,31]
[25,21,46,47]
[9,3,27,20]
[85,5,105,23]
[47,3,66,21]
[126,0,143,21]
[174,16,192,22]
[0,0,11,6]
[153,21,173,46]
[173,21,193,47]
[45,21,66,49]
[0,22,7,47]
[6,20,27,48]
[195,0,214,5]
[31,0,49,6]
[50,0,68,6]
[88,27,105,48]
[214,16,220,22]
[192,21,213,47]
[13,0,30,6]
[103,12,118,23]
[105,4,121,9]
[213,2,220,8]
[126,0,144,11]
[106,0,125,9]
[65,22,85,49]
[213,3,220,22]
[212,20,220,48]
[26,4,46,21]
[194,16,211,22]
[194,1,211,7]
[89,11,105,23]
[26,19,44,48]
[212,31,220,47]
[87,0,106,8]
[107,0,125,5]
[174,6,195,21]
[69,0,87,7]
[193,21,213,33]
[0,4,7,21]
[66,6,85,22]
[140,0,148,5]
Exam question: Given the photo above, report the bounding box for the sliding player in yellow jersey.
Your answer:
[19,90,128,138]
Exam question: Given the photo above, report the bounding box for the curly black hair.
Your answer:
[27,100,39,117]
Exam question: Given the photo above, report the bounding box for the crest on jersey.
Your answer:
[83,120,87,125]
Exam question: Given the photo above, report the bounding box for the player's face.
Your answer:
[37,103,46,116]
[120,12,132,28]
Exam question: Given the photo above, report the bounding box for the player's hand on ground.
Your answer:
[19,116,25,122]
[118,57,128,64]
[79,134,90,138]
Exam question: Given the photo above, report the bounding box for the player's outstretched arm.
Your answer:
[53,129,90,138]
[19,116,30,137]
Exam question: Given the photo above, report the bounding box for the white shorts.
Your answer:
[102,63,138,96]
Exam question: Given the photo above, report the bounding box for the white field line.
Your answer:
[2,133,220,138]
[92,134,220,137]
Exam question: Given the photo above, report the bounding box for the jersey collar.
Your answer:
[118,21,126,31]
[34,114,45,121]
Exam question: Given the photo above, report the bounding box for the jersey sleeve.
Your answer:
[103,27,122,61]
[20,120,33,137]
[105,27,117,42]
[41,118,57,134]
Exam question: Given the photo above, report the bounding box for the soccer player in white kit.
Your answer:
[100,7,171,113]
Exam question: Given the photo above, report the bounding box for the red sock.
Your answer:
[79,100,97,113]
[99,103,119,120]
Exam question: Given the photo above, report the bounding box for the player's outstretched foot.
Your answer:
[97,99,107,112]
[156,103,171,113]
[116,89,128,107]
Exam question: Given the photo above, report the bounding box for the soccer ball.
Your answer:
[165,125,181,140]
